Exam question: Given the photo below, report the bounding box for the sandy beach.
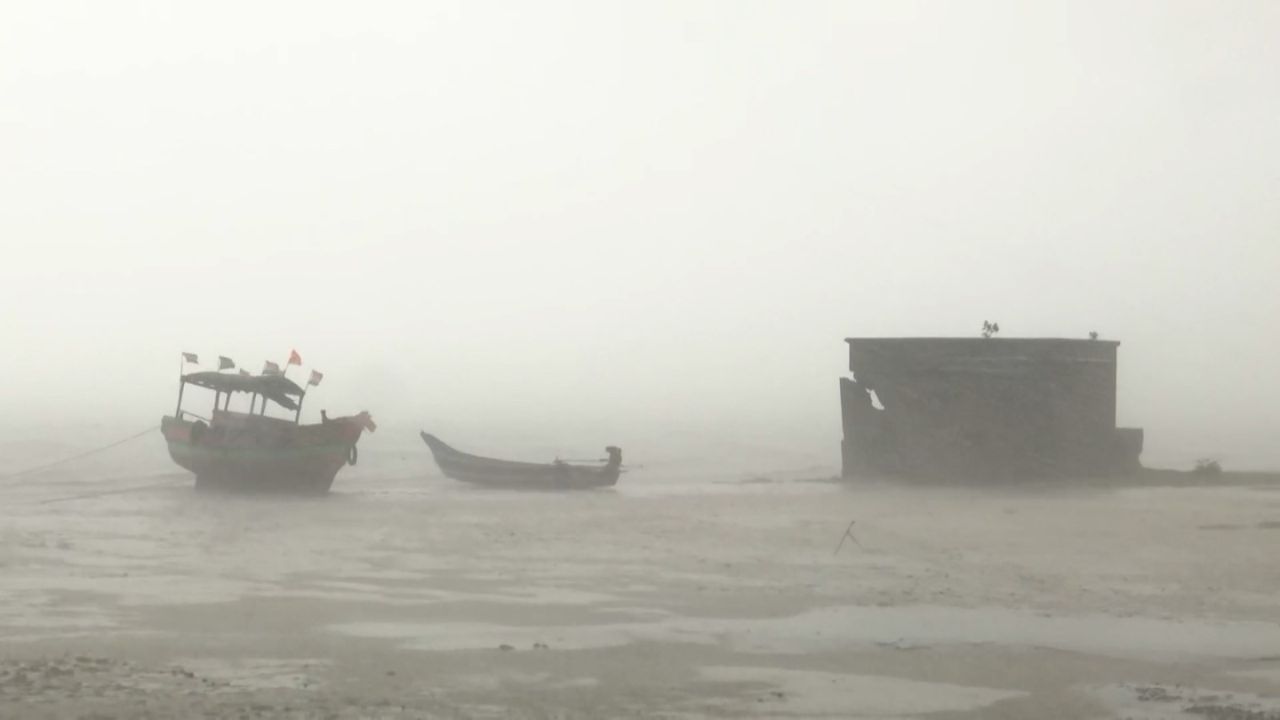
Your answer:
[3,451,1280,719]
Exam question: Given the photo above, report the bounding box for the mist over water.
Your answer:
[2,4,1280,718]
[2,1,1277,471]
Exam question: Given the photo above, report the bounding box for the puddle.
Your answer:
[1,573,271,606]
[330,604,1280,661]
[731,606,1280,661]
[271,582,624,609]
[1229,667,1280,685]
[697,666,1022,717]
[452,672,600,691]
[329,620,696,651]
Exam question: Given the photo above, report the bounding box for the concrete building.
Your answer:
[840,338,1143,479]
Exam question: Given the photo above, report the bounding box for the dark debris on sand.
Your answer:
[0,657,441,719]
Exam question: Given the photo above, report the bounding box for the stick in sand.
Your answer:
[833,520,862,554]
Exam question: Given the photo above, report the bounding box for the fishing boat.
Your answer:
[420,432,622,490]
[161,369,375,494]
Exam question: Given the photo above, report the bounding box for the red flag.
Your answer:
[288,349,302,366]
[307,370,323,387]
[218,356,235,371]
[263,361,281,376]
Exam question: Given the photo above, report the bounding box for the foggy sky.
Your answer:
[2,1,1277,469]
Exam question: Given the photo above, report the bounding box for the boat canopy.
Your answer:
[181,371,305,411]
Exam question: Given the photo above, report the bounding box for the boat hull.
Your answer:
[420,432,620,490]
[162,413,365,494]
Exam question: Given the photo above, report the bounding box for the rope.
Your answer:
[38,478,181,505]
[0,425,160,480]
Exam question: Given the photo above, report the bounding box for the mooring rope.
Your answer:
[38,478,181,505]
[0,425,161,481]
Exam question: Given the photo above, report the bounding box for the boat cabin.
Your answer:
[174,371,310,425]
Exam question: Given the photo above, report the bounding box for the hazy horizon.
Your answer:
[3,1,1277,471]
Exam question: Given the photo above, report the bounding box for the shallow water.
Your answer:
[3,453,1279,718]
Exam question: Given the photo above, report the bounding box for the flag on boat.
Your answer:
[288,349,302,366]
[218,356,235,371]
[182,352,199,364]
[307,370,323,387]
[262,360,282,376]
[238,369,251,377]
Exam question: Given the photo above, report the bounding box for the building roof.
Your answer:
[844,337,1120,346]
[844,337,1120,375]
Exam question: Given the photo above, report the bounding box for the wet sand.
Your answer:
[3,460,1280,719]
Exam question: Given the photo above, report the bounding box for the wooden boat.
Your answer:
[420,432,622,490]
[161,370,375,494]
